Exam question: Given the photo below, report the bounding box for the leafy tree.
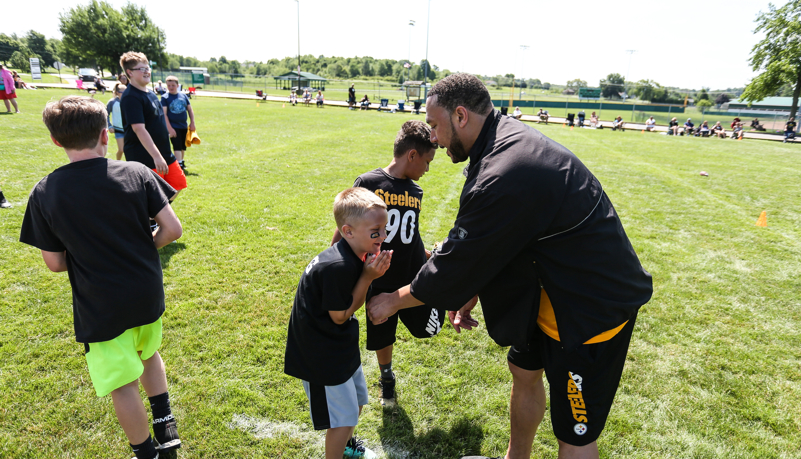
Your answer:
[542,82,551,90]
[218,56,227,64]
[59,1,166,74]
[529,78,542,88]
[715,93,731,105]
[566,78,588,90]
[348,61,360,78]
[600,73,625,99]
[697,88,710,100]
[10,50,39,72]
[361,59,373,77]
[0,34,23,64]
[696,99,713,114]
[741,1,801,117]
[25,30,57,67]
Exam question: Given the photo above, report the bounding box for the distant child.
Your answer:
[285,187,392,459]
[107,83,126,160]
[119,52,187,205]
[161,75,196,171]
[331,120,450,404]
[19,95,183,459]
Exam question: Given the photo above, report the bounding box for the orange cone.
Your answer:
[562,122,566,128]
[641,129,645,133]
[570,125,574,131]
[257,103,260,107]
[282,103,285,108]
[756,211,768,227]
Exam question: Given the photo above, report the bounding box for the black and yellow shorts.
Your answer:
[507,314,637,446]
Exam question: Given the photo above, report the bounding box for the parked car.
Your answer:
[78,68,98,82]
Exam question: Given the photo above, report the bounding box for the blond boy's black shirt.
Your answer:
[410,111,653,351]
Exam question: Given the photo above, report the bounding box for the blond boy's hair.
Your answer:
[42,96,107,150]
[165,75,179,84]
[334,187,387,229]
[119,51,148,77]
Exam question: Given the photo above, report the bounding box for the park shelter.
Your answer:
[274,71,326,90]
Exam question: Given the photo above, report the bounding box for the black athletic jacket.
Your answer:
[410,111,653,351]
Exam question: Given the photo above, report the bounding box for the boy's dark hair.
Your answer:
[428,73,493,116]
[393,120,436,158]
[42,96,107,150]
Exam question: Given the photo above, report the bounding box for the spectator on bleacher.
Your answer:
[613,116,625,131]
[316,90,324,108]
[712,121,726,138]
[668,117,679,135]
[730,117,741,129]
[784,116,796,143]
[0,65,20,113]
[590,112,599,128]
[697,121,710,137]
[348,84,356,110]
[751,118,764,131]
[154,80,167,96]
[512,106,522,120]
[645,116,656,132]
[289,90,297,106]
[360,94,370,110]
[731,122,745,140]
[537,108,549,124]
[683,118,694,136]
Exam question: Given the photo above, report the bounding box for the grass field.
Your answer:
[1,89,800,459]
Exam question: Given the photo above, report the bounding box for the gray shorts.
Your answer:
[302,365,368,430]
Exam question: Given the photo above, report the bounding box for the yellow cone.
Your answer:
[756,211,768,227]
[257,103,260,107]
[282,103,285,108]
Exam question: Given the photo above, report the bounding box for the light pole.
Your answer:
[408,20,415,83]
[624,49,636,101]
[518,45,529,100]
[423,0,431,100]
[295,0,300,93]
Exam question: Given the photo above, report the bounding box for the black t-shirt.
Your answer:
[786,121,796,132]
[20,158,176,343]
[120,85,176,169]
[353,169,426,290]
[284,239,366,386]
[669,120,678,127]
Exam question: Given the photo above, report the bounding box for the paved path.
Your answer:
[24,82,797,143]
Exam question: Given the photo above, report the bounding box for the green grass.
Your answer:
[1,90,800,459]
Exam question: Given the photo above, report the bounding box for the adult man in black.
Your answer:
[367,73,652,459]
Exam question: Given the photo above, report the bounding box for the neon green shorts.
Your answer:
[85,318,162,397]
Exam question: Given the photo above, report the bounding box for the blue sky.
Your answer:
[4,0,780,90]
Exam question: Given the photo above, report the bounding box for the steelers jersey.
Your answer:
[354,168,426,290]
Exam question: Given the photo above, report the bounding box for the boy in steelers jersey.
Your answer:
[332,120,453,404]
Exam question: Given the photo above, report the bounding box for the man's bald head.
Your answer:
[427,73,494,116]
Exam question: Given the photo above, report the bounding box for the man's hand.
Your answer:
[153,156,169,175]
[363,250,392,280]
[449,295,480,333]
[367,292,397,325]
[168,127,177,138]
[189,122,196,132]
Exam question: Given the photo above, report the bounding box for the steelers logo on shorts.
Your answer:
[574,423,588,436]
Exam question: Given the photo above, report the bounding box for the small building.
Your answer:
[274,71,327,91]
[727,97,800,115]
[562,88,576,95]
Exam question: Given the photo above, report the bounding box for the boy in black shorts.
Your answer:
[332,120,447,404]
[162,75,196,171]
[285,187,392,459]
[20,95,183,459]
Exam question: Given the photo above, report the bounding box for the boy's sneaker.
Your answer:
[153,415,181,452]
[0,192,10,208]
[344,437,376,459]
[379,376,396,405]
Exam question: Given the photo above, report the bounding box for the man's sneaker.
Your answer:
[344,437,376,458]
[379,376,396,405]
[153,415,181,452]
[0,192,10,208]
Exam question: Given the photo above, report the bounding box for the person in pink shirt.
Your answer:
[1,65,20,113]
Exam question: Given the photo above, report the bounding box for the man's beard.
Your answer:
[447,119,469,163]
